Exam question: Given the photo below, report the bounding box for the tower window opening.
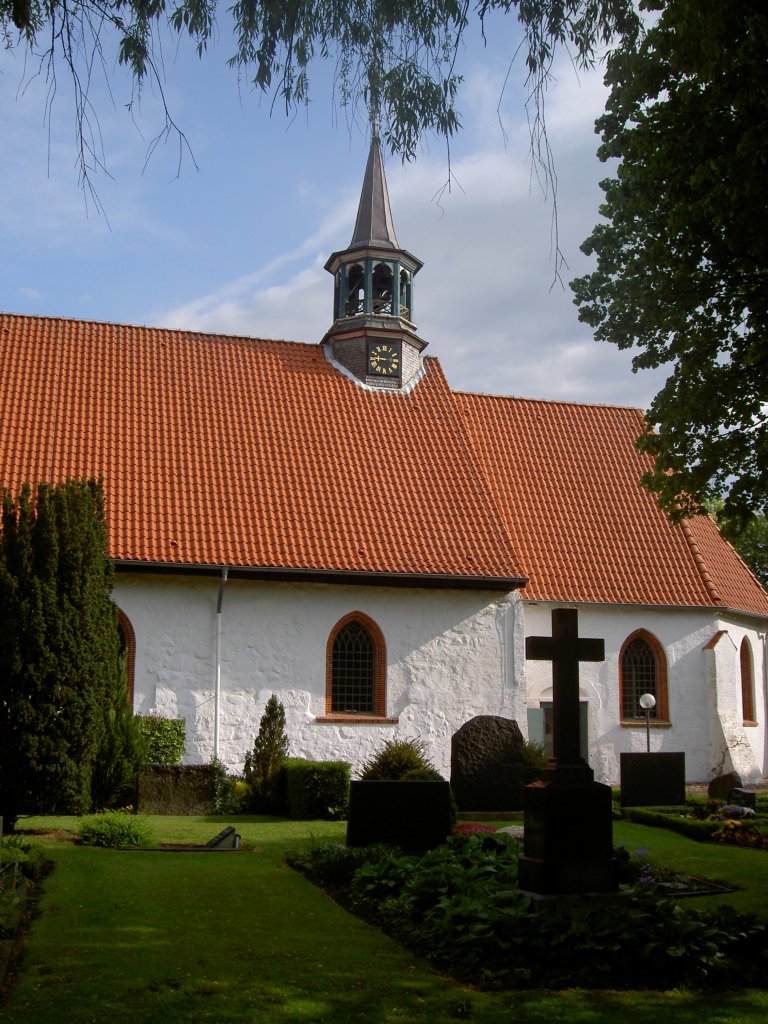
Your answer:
[372,262,394,314]
[399,268,411,318]
[345,263,365,315]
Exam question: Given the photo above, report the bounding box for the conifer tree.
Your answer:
[243,695,290,813]
[0,479,139,831]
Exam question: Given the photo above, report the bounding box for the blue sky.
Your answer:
[1,13,668,409]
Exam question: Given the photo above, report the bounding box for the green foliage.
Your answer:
[78,810,155,848]
[706,500,768,588]
[283,759,350,820]
[0,480,137,831]
[210,759,242,815]
[138,716,186,765]
[243,694,290,812]
[313,835,768,989]
[290,839,398,887]
[625,800,768,850]
[359,738,439,781]
[572,1,768,521]
[0,1,639,189]
[519,739,547,783]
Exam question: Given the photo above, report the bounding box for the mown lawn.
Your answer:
[2,815,768,1024]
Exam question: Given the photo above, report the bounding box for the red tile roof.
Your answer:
[1,312,766,617]
[454,391,768,616]
[0,314,522,587]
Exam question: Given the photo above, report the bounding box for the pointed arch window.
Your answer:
[324,612,389,719]
[620,631,669,722]
[117,607,137,708]
[740,638,757,725]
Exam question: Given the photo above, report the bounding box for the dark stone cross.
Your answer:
[526,608,604,778]
[518,607,617,895]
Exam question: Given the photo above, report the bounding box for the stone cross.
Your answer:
[526,608,605,772]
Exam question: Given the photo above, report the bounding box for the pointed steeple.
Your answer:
[350,138,400,250]
[322,138,426,390]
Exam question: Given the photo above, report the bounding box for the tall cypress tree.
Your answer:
[0,479,139,831]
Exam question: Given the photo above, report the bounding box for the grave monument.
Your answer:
[518,608,617,895]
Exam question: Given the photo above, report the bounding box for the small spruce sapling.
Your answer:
[243,695,289,812]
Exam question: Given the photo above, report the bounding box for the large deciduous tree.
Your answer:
[572,1,768,524]
[0,479,140,832]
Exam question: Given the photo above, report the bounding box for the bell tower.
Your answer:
[322,137,426,388]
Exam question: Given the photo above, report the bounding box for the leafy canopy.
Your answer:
[1,1,639,183]
[572,1,768,524]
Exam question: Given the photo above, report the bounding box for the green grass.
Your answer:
[2,815,768,1023]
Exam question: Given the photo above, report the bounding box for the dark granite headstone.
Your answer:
[708,772,742,802]
[451,716,529,811]
[620,752,686,806]
[346,780,452,851]
[730,788,756,810]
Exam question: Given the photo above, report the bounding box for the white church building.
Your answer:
[1,140,767,786]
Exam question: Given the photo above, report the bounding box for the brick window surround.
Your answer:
[318,611,396,723]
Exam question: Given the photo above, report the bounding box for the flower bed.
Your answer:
[624,795,768,849]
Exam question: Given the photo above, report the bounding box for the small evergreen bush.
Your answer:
[78,810,155,848]
[359,738,439,781]
[243,695,290,812]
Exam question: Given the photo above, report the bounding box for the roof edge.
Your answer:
[114,560,528,592]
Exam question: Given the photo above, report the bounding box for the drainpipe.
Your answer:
[213,567,229,761]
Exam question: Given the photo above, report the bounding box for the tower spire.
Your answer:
[350,136,399,250]
[322,138,426,389]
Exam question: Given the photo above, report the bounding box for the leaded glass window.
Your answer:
[331,620,375,714]
[621,635,658,720]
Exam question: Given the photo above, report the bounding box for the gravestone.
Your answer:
[451,716,528,810]
[730,788,757,810]
[518,608,617,895]
[708,772,742,802]
[620,752,686,806]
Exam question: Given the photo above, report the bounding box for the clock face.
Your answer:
[369,343,401,376]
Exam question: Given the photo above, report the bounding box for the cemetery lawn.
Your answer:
[0,816,766,1024]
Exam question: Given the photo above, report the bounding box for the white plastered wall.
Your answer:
[523,602,767,786]
[114,573,526,779]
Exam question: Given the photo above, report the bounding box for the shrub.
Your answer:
[290,839,397,887]
[243,695,290,812]
[138,716,186,765]
[283,759,350,820]
[359,739,438,781]
[519,740,547,783]
[78,810,155,848]
[211,759,242,814]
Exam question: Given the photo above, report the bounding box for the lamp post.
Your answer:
[639,692,656,753]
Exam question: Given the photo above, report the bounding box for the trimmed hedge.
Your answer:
[282,759,350,820]
[138,716,186,765]
[624,806,720,841]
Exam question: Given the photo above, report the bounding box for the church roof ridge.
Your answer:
[453,388,645,416]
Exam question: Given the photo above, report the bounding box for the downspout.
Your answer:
[214,567,229,761]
